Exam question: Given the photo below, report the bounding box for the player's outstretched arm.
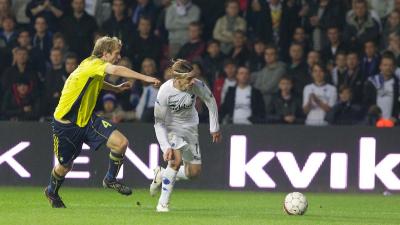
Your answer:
[154,99,172,151]
[105,64,161,86]
[192,79,221,143]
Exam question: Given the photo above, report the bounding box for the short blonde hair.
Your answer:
[171,59,194,79]
[92,36,122,58]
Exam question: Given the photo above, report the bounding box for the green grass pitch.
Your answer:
[0,187,398,225]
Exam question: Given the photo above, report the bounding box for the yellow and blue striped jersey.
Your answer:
[54,56,110,127]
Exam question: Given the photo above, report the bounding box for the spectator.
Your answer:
[129,16,161,70]
[287,43,309,95]
[325,85,363,125]
[291,27,311,58]
[268,76,304,124]
[368,0,394,20]
[154,0,171,44]
[97,93,135,123]
[364,53,399,121]
[64,52,78,76]
[165,0,200,57]
[220,66,265,124]
[43,48,65,117]
[381,10,400,49]
[228,30,249,67]
[344,0,380,52]
[1,47,39,94]
[245,39,266,73]
[60,0,98,59]
[0,16,17,48]
[386,32,400,66]
[251,45,286,112]
[306,50,320,74]
[201,39,225,85]
[343,51,365,104]
[92,29,107,44]
[363,105,382,126]
[192,61,209,87]
[213,0,246,54]
[213,59,237,108]
[246,0,300,60]
[25,0,63,32]
[84,0,112,26]
[321,26,348,65]
[32,16,52,59]
[1,77,40,121]
[305,0,345,51]
[11,0,30,27]
[52,32,69,59]
[346,0,381,30]
[245,0,273,43]
[135,58,159,122]
[330,51,347,89]
[102,0,134,56]
[176,21,206,62]
[131,0,157,28]
[361,41,380,78]
[13,29,46,75]
[0,0,13,30]
[303,63,337,126]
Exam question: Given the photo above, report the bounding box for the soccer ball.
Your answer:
[283,192,308,215]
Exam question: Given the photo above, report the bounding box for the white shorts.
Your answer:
[165,133,202,164]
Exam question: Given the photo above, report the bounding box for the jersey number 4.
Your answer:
[102,120,112,128]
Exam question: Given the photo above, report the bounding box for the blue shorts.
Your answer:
[52,114,116,165]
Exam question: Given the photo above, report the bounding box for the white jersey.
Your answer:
[303,83,337,126]
[154,79,219,151]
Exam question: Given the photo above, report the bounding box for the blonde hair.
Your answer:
[91,36,122,58]
[171,59,194,79]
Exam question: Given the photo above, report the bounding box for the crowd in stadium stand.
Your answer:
[0,0,400,126]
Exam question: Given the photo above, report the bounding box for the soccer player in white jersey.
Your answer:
[151,59,221,212]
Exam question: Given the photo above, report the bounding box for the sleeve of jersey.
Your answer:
[94,59,110,77]
[193,80,220,133]
[154,90,172,151]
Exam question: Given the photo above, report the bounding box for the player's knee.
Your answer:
[188,168,201,179]
[120,137,129,152]
[56,163,73,176]
[169,160,182,171]
[115,136,129,153]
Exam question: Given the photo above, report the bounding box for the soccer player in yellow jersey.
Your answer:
[44,36,161,208]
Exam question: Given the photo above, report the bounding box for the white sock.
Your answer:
[176,166,189,181]
[158,166,177,205]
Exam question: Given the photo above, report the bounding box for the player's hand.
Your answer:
[115,81,132,93]
[211,131,222,143]
[145,77,161,87]
[163,148,174,161]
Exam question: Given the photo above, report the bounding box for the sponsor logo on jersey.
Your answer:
[167,93,195,112]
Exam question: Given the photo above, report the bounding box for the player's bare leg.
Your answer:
[45,163,73,208]
[157,149,182,212]
[177,163,201,180]
[102,130,132,195]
